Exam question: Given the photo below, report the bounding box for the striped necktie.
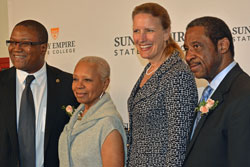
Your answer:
[190,85,213,139]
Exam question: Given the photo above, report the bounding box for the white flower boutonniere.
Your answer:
[195,99,219,116]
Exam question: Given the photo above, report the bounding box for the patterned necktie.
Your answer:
[190,85,213,139]
[199,85,213,103]
[18,75,36,167]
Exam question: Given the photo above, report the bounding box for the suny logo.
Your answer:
[47,27,76,55]
[51,27,59,40]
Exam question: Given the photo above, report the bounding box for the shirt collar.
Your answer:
[16,63,47,86]
[209,61,237,91]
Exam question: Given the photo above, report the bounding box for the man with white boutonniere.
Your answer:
[59,56,127,167]
[183,16,250,167]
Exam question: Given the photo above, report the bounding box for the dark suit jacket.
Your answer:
[183,64,250,167]
[0,64,78,167]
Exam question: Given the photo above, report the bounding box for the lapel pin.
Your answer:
[56,78,60,83]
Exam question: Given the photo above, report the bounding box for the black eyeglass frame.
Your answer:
[6,40,47,47]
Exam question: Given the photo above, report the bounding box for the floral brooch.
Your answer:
[195,99,219,115]
[62,105,83,120]
[62,105,76,117]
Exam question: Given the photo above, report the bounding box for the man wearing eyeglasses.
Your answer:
[0,20,78,167]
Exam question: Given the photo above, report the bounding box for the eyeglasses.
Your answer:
[6,40,46,48]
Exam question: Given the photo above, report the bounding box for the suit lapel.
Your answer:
[4,68,19,152]
[44,64,57,153]
[185,64,243,157]
[127,63,158,111]
[127,67,144,112]
[132,71,159,105]
[128,53,180,111]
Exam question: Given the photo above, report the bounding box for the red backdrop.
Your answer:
[0,57,10,71]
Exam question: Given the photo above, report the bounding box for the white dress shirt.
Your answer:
[16,63,47,167]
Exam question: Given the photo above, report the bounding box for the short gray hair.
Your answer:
[78,56,110,81]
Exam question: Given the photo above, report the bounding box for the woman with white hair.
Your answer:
[59,56,127,167]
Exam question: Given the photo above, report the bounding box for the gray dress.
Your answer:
[59,93,127,167]
[127,52,198,167]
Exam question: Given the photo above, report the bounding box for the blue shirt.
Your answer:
[208,61,237,98]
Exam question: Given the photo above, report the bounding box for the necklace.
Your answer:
[77,110,84,120]
[146,64,157,75]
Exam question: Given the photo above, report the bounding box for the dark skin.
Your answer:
[72,61,124,166]
[184,26,233,82]
[8,25,47,74]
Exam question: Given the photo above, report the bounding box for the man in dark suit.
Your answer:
[183,16,250,167]
[0,20,78,167]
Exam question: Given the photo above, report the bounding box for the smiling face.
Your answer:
[184,26,223,82]
[72,61,109,109]
[8,25,46,73]
[133,13,169,62]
